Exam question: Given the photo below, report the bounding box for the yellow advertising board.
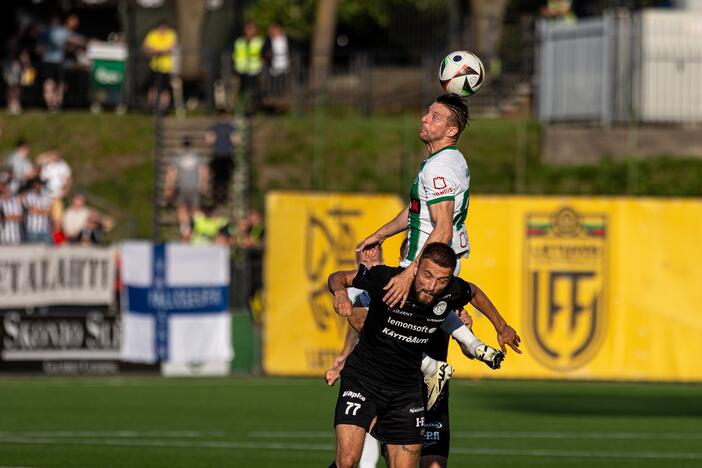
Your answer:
[264,193,702,382]
[263,191,404,376]
[451,196,702,382]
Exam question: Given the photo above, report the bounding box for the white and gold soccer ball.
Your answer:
[438,51,485,96]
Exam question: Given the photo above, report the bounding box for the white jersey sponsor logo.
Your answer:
[381,327,430,344]
[342,390,366,401]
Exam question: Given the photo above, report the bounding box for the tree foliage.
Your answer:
[245,0,446,41]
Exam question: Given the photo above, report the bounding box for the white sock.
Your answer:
[359,432,379,468]
[421,354,438,377]
[451,325,484,357]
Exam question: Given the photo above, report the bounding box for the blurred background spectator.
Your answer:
[142,19,177,112]
[233,21,263,114]
[190,203,231,246]
[37,149,72,230]
[75,211,112,245]
[164,135,208,239]
[205,109,237,207]
[5,138,35,187]
[262,23,290,112]
[0,166,19,196]
[3,49,36,114]
[39,14,86,112]
[0,178,24,245]
[22,176,52,244]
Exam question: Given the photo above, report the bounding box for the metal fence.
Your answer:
[536,9,702,124]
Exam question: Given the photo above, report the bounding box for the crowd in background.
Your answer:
[3,13,89,114]
[142,18,291,114]
[0,135,113,246]
[3,10,292,115]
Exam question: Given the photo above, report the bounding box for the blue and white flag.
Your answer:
[120,242,233,365]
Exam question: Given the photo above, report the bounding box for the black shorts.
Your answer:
[334,375,425,445]
[42,62,64,83]
[150,70,171,91]
[421,393,450,458]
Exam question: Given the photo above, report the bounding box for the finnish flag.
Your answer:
[120,242,233,365]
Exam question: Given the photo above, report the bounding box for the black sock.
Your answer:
[327,462,337,468]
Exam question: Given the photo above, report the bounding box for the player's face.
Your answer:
[414,258,453,304]
[419,103,454,144]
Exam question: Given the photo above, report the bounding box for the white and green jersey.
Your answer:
[402,145,470,266]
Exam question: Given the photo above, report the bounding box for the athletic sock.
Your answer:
[359,432,380,468]
[420,354,438,377]
[451,325,484,357]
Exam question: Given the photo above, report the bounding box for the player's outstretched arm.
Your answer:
[439,313,504,369]
[327,270,356,317]
[347,306,368,333]
[468,283,522,354]
[356,206,409,252]
[325,326,360,386]
[455,309,476,360]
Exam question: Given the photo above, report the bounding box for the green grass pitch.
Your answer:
[1,377,701,467]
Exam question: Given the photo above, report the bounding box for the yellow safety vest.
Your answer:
[191,214,228,245]
[233,36,264,76]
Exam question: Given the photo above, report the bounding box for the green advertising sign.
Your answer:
[91,59,125,91]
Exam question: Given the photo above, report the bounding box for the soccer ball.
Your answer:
[438,51,485,96]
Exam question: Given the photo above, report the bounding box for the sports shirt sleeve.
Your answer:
[452,277,474,308]
[422,159,461,206]
[351,265,400,297]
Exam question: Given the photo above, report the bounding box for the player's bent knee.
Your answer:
[337,453,361,468]
[420,455,447,468]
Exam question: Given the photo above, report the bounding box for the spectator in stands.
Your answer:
[0,180,24,245]
[164,135,208,239]
[142,20,177,112]
[75,212,110,245]
[233,22,264,113]
[0,166,20,196]
[262,23,291,112]
[540,0,576,22]
[62,192,90,241]
[3,49,36,115]
[22,177,53,244]
[205,110,237,206]
[38,150,72,231]
[5,138,35,187]
[234,209,264,249]
[40,14,86,112]
[191,204,231,245]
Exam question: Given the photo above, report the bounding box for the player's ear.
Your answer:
[447,126,458,138]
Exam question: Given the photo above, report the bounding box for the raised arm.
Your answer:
[355,206,409,252]
[468,282,522,354]
[327,269,357,317]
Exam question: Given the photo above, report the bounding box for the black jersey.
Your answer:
[425,330,451,362]
[342,264,473,391]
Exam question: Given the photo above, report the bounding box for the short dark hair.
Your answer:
[182,135,192,147]
[15,137,28,148]
[436,94,469,138]
[419,242,456,271]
